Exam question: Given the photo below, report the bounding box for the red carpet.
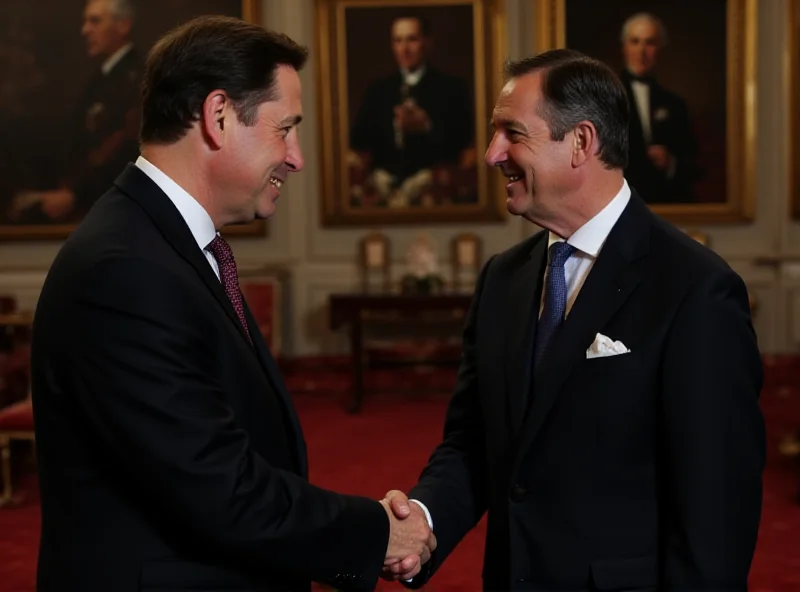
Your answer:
[1,356,799,591]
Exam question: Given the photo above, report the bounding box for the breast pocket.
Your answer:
[580,350,638,377]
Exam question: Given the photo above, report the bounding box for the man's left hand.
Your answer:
[394,103,432,134]
[647,145,674,171]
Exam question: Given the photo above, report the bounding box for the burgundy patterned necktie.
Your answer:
[206,235,253,344]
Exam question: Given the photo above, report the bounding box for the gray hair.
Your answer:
[620,12,668,47]
[88,0,136,22]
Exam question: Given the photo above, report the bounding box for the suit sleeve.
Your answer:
[660,269,764,588]
[405,256,494,587]
[61,257,388,591]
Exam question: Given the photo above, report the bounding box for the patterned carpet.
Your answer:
[0,356,798,591]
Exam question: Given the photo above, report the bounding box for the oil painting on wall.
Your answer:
[0,0,263,240]
[316,0,506,226]
[537,0,756,224]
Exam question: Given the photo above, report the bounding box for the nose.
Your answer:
[286,136,304,173]
[484,132,507,167]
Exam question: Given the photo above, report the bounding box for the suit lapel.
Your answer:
[115,165,309,476]
[114,165,253,347]
[242,303,309,478]
[504,233,548,437]
[512,196,652,472]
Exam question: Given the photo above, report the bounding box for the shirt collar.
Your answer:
[401,64,427,86]
[101,43,133,75]
[134,156,217,252]
[547,179,631,257]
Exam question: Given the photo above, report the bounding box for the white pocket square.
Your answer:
[586,333,630,359]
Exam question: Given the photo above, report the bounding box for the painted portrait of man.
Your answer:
[345,7,477,210]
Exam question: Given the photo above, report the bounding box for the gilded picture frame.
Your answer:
[0,0,264,241]
[791,0,800,219]
[316,0,507,226]
[536,0,757,224]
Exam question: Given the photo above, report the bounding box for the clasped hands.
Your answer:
[380,489,436,581]
[393,102,431,134]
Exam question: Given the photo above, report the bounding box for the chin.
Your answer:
[256,205,276,220]
[506,193,532,217]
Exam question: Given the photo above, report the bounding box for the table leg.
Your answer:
[348,319,364,413]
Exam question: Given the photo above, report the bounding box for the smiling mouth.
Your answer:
[506,174,522,182]
[269,177,283,189]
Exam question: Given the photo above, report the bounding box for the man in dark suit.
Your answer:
[382,49,764,590]
[31,16,433,592]
[349,15,474,206]
[10,0,142,223]
[618,12,698,204]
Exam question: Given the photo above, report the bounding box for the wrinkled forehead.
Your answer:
[493,75,541,121]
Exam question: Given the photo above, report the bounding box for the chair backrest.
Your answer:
[240,269,288,358]
[360,232,391,293]
[451,232,482,292]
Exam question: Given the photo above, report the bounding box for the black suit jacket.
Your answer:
[31,164,389,592]
[621,71,698,204]
[408,193,764,591]
[349,66,473,184]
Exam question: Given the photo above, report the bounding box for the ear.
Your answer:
[571,121,597,168]
[201,90,230,150]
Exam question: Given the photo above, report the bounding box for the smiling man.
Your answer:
[31,16,435,592]
[382,49,764,591]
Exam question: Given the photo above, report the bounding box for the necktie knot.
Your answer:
[548,242,575,268]
[207,234,233,264]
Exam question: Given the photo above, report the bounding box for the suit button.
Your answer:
[509,484,527,502]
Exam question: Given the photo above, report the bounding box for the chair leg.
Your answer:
[0,435,11,507]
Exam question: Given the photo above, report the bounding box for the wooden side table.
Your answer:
[329,293,472,412]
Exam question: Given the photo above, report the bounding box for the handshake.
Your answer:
[380,490,437,582]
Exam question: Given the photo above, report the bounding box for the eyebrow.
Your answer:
[280,114,303,127]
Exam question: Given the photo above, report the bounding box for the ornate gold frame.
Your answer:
[315,0,507,226]
[791,0,800,219]
[0,0,264,241]
[535,0,757,224]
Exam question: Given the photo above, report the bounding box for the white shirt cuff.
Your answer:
[409,499,433,530]
[405,500,433,583]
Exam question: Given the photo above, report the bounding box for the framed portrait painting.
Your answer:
[536,0,757,224]
[791,0,800,219]
[316,0,507,226]
[0,0,264,240]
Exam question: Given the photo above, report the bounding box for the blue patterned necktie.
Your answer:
[532,242,576,369]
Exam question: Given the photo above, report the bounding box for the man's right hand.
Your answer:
[380,490,436,581]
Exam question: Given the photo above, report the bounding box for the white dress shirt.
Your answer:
[134,156,221,279]
[401,64,426,87]
[101,43,133,76]
[542,179,631,319]
[411,180,632,544]
[630,80,652,144]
